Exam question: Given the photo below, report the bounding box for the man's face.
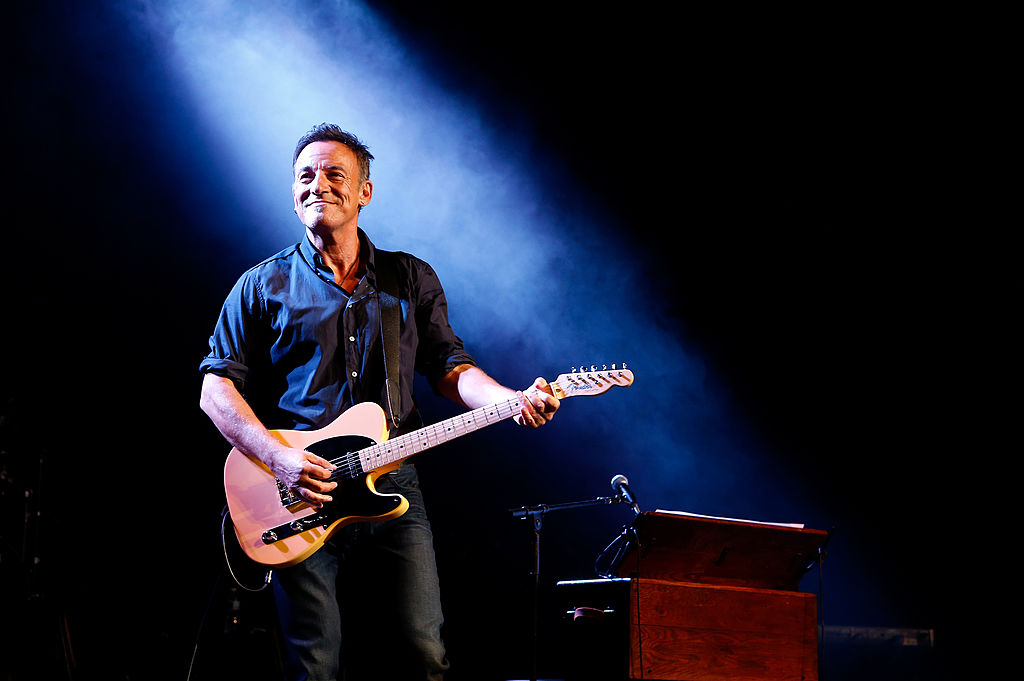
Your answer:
[292,141,373,235]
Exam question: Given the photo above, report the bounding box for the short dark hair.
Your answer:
[292,123,373,182]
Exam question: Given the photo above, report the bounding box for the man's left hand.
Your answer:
[515,377,560,428]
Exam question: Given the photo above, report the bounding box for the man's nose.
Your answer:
[310,170,330,195]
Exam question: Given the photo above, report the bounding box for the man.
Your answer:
[199,123,559,680]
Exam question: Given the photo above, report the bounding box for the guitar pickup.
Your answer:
[276,478,305,509]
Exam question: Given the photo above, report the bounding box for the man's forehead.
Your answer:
[294,141,357,170]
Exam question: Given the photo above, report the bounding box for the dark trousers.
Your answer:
[273,464,449,681]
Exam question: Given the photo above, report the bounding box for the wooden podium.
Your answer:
[556,511,829,681]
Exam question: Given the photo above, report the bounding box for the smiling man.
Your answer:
[292,138,373,292]
[199,123,559,680]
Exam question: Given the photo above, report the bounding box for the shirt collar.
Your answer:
[299,228,380,287]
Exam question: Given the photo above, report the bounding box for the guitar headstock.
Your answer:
[551,363,634,399]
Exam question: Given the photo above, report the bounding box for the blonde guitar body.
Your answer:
[225,402,406,568]
[224,366,634,568]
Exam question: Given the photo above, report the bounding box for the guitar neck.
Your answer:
[357,394,524,473]
[351,366,633,475]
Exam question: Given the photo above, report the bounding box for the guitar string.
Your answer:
[324,396,523,478]
[315,372,626,482]
[321,375,588,476]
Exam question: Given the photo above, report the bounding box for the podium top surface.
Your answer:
[613,511,830,591]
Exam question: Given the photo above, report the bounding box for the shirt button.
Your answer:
[351,371,358,378]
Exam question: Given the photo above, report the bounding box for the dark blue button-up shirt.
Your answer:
[199,229,476,433]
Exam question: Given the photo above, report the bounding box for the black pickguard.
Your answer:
[303,434,404,523]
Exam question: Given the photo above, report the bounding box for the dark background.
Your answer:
[2,2,1013,679]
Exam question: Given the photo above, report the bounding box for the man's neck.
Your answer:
[306,225,362,287]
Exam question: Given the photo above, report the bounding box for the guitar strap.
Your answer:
[374,249,402,431]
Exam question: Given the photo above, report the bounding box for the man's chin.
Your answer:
[302,210,336,230]
[303,218,355,239]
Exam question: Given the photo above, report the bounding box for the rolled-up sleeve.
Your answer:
[198,271,263,390]
[410,259,476,391]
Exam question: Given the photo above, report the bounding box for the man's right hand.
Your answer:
[201,374,340,509]
[269,446,338,509]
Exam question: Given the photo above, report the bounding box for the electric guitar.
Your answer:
[223,365,634,568]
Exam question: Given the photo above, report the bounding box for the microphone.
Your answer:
[610,474,640,516]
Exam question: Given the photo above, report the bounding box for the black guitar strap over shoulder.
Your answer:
[374,250,402,430]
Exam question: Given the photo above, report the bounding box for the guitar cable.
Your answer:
[220,505,273,592]
[186,508,276,681]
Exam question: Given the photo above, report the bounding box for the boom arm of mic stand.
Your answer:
[508,494,624,521]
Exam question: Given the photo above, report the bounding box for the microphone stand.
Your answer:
[509,493,628,681]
